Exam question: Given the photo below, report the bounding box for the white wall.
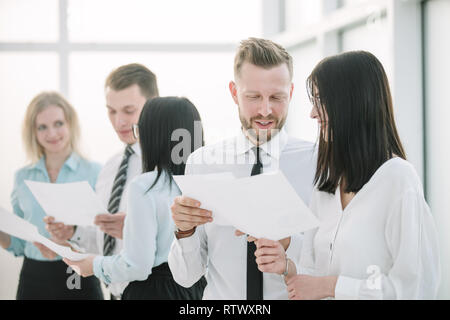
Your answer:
[285,42,321,142]
[0,52,60,299]
[424,0,450,300]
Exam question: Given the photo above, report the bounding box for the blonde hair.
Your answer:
[234,37,293,80]
[22,91,81,163]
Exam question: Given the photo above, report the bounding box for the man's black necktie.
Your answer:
[103,145,134,256]
[247,146,263,300]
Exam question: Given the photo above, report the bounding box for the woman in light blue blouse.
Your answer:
[64,96,206,299]
[0,91,103,300]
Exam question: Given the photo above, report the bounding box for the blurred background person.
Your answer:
[0,91,103,300]
[44,63,159,299]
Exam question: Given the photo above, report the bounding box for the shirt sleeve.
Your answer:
[69,225,99,254]
[6,171,26,257]
[168,225,208,288]
[168,154,209,288]
[298,190,319,276]
[285,232,303,273]
[94,180,158,284]
[334,190,441,300]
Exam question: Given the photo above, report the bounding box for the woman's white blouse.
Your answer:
[300,158,441,299]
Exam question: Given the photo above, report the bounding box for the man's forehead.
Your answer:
[106,103,137,110]
[105,85,146,109]
[237,61,291,78]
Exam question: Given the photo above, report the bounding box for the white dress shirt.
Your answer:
[70,143,142,296]
[168,128,317,300]
[300,157,441,299]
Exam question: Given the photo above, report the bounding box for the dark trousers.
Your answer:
[16,257,104,300]
[122,263,206,300]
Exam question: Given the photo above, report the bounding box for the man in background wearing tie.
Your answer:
[44,63,159,299]
[168,38,316,300]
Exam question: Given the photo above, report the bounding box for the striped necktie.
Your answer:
[247,146,263,300]
[103,145,134,256]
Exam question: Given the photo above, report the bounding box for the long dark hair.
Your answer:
[138,96,204,190]
[307,51,406,194]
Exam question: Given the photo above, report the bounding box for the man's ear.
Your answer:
[229,81,239,105]
[289,82,294,101]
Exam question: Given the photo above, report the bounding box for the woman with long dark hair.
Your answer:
[63,96,206,299]
[252,51,440,299]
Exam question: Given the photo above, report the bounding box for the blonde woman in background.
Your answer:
[0,92,103,300]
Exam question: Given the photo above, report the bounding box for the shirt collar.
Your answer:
[32,152,80,173]
[235,127,288,160]
[130,142,141,157]
[64,152,81,171]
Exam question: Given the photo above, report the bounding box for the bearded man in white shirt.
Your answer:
[168,38,317,300]
[44,63,159,299]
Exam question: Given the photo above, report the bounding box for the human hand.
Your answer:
[234,229,257,242]
[33,242,58,259]
[43,216,75,244]
[0,230,11,249]
[94,213,126,239]
[63,255,96,277]
[235,231,291,250]
[171,196,212,232]
[253,238,288,275]
[286,275,337,300]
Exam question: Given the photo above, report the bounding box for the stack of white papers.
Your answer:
[0,207,89,261]
[174,171,319,240]
[25,180,106,226]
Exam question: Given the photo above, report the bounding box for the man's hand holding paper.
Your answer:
[171,196,213,236]
[173,171,319,241]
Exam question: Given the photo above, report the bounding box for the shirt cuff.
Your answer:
[335,275,362,300]
[70,225,83,243]
[175,228,201,253]
[285,232,303,271]
[93,255,111,285]
[6,236,25,257]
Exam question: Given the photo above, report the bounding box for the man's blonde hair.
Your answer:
[22,91,81,163]
[234,37,293,80]
[105,63,159,99]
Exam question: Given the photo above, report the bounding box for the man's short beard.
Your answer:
[238,110,287,144]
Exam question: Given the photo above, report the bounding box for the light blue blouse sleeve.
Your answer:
[7,170,26,257]
[94,179,158,284]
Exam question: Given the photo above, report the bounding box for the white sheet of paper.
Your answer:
[0,206,40,243]
[174,171,320,240]
[0,207,89,261]
[34,234,89,261]
[25,180,106,226]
